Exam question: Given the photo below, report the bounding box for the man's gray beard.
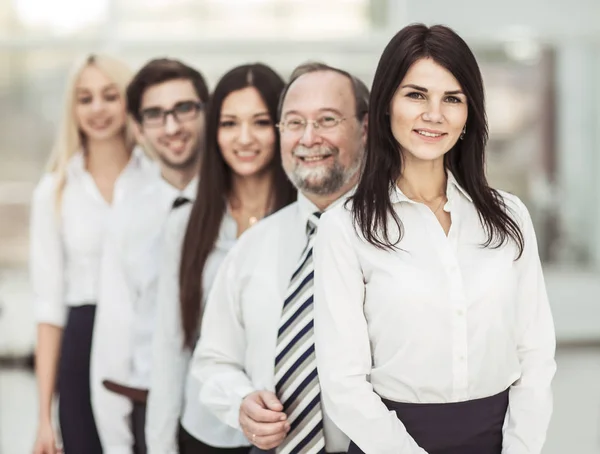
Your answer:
[287,152,363,196]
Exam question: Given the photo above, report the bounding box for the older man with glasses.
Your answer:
[91,58,208,454]
[191,62,369,454]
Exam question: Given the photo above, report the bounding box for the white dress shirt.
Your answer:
[91,173,198,454]
[192,193,349,454]
[146,203,247,453]
[313,173,556,454]
[30,148,153,328]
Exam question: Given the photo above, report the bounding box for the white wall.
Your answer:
[404,0,600,41]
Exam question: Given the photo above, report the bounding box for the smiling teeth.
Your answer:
[236,151,258,157]
[417,130,443,137]
[169,140,185,150]
[302,156,328,162]
[89,119,111,128]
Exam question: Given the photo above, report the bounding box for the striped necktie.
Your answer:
[274,211,325,454]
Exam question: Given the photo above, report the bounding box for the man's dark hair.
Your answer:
[127,58,210,123]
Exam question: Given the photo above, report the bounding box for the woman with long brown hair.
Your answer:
[146,63,296,454]
[314,24,556,454]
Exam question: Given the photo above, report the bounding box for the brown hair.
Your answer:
[352,24,524,257]
[179,64,297,348]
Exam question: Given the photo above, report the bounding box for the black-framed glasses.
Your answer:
[276,115,346,133]
[139,100,204,128]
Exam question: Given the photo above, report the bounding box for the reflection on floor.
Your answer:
[1,347,599,453]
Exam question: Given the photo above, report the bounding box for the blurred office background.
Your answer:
[0,0,599,452]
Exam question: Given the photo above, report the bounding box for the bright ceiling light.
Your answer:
[14,0,109,35]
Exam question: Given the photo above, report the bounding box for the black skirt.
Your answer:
[57,304,103,454]
[347,389,509,454]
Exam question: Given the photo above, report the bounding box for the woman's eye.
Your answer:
[77,97,92,104]
[255,119,272,127]
[406,92,425,100]
[219,120,236,128]
[104,93,120,102]
[445,96,461,104]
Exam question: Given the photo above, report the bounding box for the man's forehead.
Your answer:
[141,79,197,107]
[282,70,353,114]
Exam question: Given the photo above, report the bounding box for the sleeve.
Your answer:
[191,246,256,431]
[146,210,190,454]
[29,175,66,327]
[502,198,556,454]
[313,210,428,454]
[91,217,135,454]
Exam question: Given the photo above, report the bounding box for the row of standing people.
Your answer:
[31,23,556,454]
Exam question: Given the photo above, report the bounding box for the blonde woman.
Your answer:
[30,54,153,454]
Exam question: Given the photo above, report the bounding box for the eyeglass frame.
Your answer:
[276,115,347,133]
[139,100,205,128]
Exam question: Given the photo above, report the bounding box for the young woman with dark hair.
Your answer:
[313,24,556,454]
[146,63,296,454]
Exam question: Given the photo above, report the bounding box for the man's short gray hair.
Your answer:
[277,61,369,121]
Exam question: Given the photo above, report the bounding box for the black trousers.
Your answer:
[57,305,103,454]
[133,402,147,454]
[251,446,344,454]
[179,424,250,454]
[347,389,509,454]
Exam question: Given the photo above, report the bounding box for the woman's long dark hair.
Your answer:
[352,24,524,257]
[179,64,296,348]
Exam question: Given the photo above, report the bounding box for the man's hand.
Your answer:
[239,390,290,450]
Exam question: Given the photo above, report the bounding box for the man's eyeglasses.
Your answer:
[276,115,346,133]
[139,100,204,128]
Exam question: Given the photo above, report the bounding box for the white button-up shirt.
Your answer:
[192,193,349,454]
[91,174,197,454]
[29,148,153,328]
[146,202,247,453]
[313,174,556,454]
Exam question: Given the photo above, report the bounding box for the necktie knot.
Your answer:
[306,211,322,237]
[172,196,191,209]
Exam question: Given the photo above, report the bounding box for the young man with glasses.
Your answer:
[191,62,369,454]
[91,58,209,454]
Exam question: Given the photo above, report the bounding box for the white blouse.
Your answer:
[29,148,153,328]
[146,203,247,453]
[313,173,556,454]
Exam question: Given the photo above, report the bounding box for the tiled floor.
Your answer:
[1,347,599,453]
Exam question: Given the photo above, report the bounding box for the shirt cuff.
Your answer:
[34,301,66,328]
[224,384,257,430]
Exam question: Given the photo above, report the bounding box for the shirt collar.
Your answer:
[66,146,150,178]
[157,174,199,206]
[390,171,472,204]
[66,150,85,177]
[297,187,355,228]
[182,176,199,201]
[446,171,472,202]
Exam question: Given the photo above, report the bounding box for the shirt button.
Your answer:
[457,309,464,316]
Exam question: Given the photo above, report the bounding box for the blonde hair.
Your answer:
[47,54,135,209]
